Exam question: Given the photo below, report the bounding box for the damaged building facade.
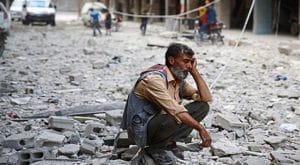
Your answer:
[1,0,299,37]
[81,0,300,37]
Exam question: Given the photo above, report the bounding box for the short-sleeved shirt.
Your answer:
[134,66,202,124]
[90,10,101,22]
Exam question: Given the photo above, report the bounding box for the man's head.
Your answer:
[165,43,195,80]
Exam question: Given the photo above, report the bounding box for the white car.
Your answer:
[22,0,56,26]
[9,0,25,21]
[81,2,107,27]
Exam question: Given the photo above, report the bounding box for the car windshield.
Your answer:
[27,1,48,8]
[12,1,24,6]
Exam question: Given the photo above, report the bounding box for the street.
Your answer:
[0,18,300,164]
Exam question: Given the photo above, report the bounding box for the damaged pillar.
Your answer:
[133,0,141,22]
[215,0,231,29]
[253,0,272,34]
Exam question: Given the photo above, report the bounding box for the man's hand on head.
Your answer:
[189,58,198,75]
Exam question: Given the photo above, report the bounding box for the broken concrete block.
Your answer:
[92,61,106,69]
[264,136,286,149]
[3,133,35,150]
[213,113,245,130]
[271,150,296,164]
[10,97,31,105]
[25,87,34,94]
[48,116,76,131]
[105,109,123,126]
[62,131,81,144]
[103,131,134,148]
[80,138,98,155]
[84,122,106,137]
[0,155,9,165]
[18,148,51,164]
[242,156,271,165]
[278,45,292,55]
[36,130,66,147]
[58,144,80,156]
[211,138,242,156]
[68,74,84,83]
[59,66,72,74]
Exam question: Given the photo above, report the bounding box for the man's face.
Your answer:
[169,53,194,80]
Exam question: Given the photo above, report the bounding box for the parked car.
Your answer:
[22,0,56,26]
[9,0,25,21]
[81,2,107,27]
[0,2,10,57]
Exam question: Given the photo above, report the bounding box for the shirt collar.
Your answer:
[165,66,177,83]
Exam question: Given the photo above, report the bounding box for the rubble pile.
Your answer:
[0,22,299,164]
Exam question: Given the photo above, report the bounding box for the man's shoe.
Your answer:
[166,142,185,160]
[149,150,176,165]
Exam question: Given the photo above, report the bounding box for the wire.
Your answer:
[209,0,256,89]
[113,0,221,19]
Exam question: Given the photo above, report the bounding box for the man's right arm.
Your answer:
[177,112,211,147]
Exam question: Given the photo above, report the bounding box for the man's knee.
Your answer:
[185,101,209,121]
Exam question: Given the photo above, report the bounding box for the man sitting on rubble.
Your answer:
[121,43,212,164]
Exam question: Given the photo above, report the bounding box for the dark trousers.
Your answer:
[146,101,209,153]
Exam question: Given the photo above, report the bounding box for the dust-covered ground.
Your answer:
[0,19,299,164]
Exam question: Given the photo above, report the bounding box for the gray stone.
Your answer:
[271,150,296,164]
[278,45,292,55]
[105,109,123,126]
[10,97,31,105]
[3,133,35,150]
[213,112,245,130]
[103,131,134,148]
[92,61,107,69]
[58,144,80,156]
[242,156,271,165]
[36,130,66,146]
[80,138,98,155]
[59,66,72,74]
[68,74,84,83]
[84,122,105,137]
[83,47,95,55]
[211,138,242,156]
[62,131,81,144]
[264,136,287,149]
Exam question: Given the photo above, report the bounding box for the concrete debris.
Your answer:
[0,21,299,164]
[48,116,76,131]
[36,130,66,147]
[58,144,80,156]
[3,133,35,150]
[264,136,287,149]
[211,138,242,156]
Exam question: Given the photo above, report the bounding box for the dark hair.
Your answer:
[165,43,194,66]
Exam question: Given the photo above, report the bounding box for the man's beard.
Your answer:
[170,66,189,80]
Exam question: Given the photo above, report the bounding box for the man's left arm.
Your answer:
[188,58,212,102]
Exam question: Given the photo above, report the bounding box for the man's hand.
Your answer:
[189,58,198,74]
[199,128,212,147]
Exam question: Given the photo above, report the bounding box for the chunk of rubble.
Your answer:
[48,116,76,131]
[263,136,287,149]
[211,138,242,156]
[36,130,66,146]
[270,150,299,164]
[58,144,80,156]
[105,109,123,126]
[3,132,35,150]
[242,156,271,165]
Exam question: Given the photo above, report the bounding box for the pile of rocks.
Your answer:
[0,22,299,164]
